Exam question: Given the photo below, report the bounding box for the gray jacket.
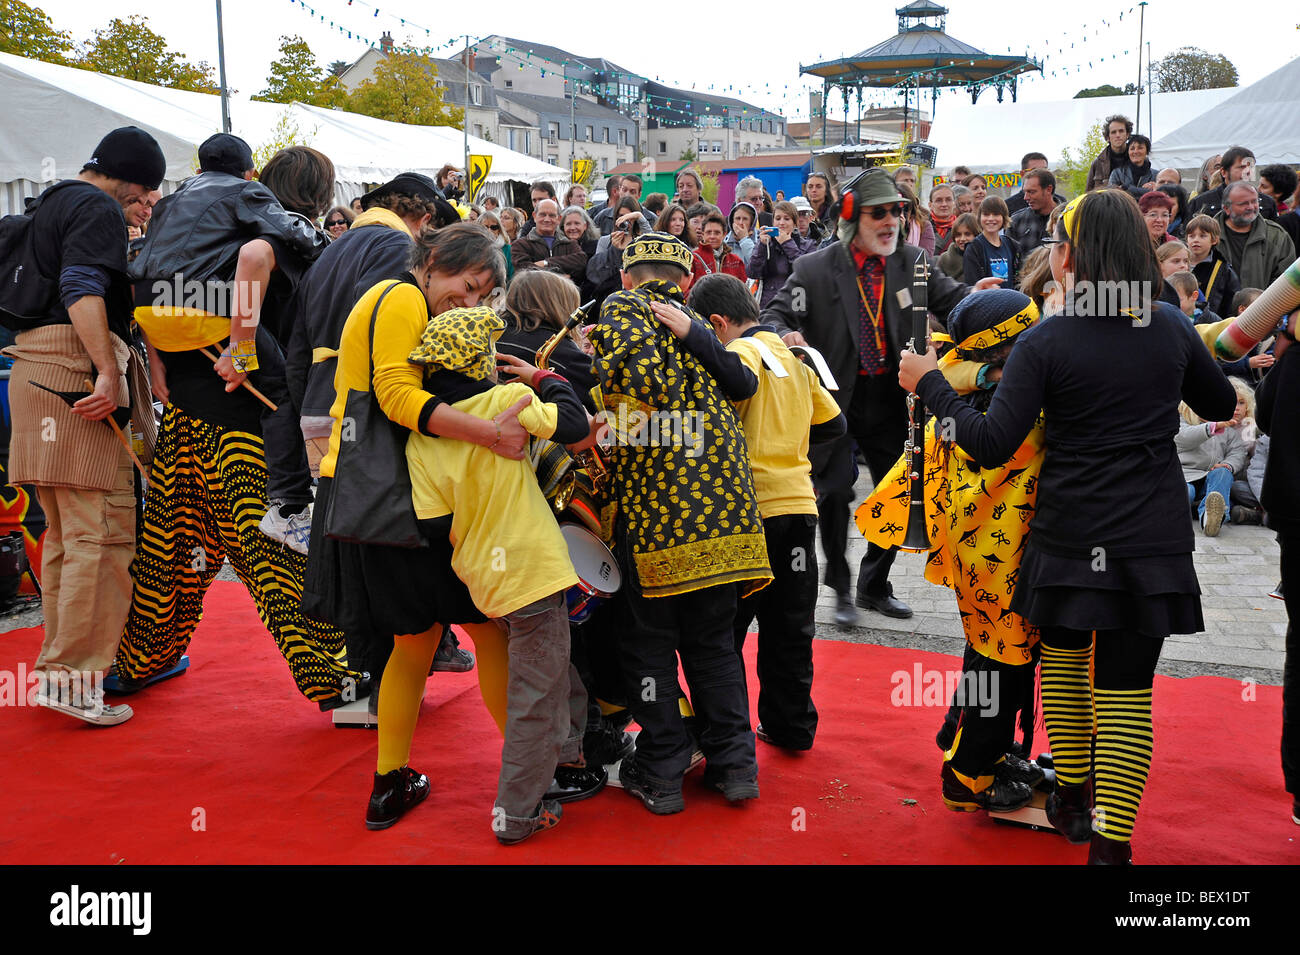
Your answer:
[1176,420,1247,482]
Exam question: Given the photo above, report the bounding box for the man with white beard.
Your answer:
[763,168,1002,627]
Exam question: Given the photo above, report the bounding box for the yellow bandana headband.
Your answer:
[938,302,1041,368]
[408,305,507,381]
[1058,192,1088,246]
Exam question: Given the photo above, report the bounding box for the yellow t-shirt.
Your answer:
[728,330,841,519]
[405,381,579,619]
[320,279,435,479]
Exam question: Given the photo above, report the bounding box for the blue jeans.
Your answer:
[1188,469,1233,521]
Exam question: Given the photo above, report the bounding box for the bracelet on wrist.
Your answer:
[487,416,503,450]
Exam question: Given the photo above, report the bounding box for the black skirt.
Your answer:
[1010,539,1205,638]
[303,477,486,636]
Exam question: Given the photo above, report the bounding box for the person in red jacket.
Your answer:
[691,212,746,283]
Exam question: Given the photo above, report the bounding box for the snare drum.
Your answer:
[561,522,621,624]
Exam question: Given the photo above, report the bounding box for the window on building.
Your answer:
[525,131,532,153]
[474,124,483,138]
[585,125,594,141]
[505,79,513,89]
[711,141,722,153]
[548,122,559,142]
[619,129,628,146]
[548,155,558,165]
[471,86,482,105]
[603,127,611,143]
[601,157,609,172]
[657,139,666,154]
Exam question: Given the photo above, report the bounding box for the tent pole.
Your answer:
[215,0,231,133]
[1135,1,1146,134]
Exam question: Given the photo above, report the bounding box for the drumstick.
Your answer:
[197,347,278,411]
[83,379,149,483]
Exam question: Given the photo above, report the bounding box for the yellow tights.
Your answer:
[375,622,510,774]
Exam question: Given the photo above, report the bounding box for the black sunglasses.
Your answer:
[326,219,347,227]
[866,203,908,221]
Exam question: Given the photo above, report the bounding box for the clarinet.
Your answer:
[899,256,931,552]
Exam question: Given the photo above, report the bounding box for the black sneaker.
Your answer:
[618,756,685,815]
[545,764,608,803]
[429,627,475,673]
[995,752,1046,789]
[703,770,760,803]
[365,766,430,830]
[941,762,1032,813]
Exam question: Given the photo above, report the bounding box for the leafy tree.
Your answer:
[252,110,318,172]
[255,35,347,108]
[77,15,218,93]
[327,60,350,78]
[1153,47,1239,92]
[1,0,73,63]
[1074,83,1138,99]
[699,167,720,205]
[346,52,464,127]
[1057,118,1107,199]
[678,146,697,161]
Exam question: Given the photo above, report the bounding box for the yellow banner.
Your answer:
[571,158,595,185]
[467,155,492,201]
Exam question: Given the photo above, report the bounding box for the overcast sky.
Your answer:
[29,0,1299,123]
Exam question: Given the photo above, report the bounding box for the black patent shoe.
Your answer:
[545,764,608,803]
[1087,833,1133,865]
[941,762,1032,813]
[584,720,636,767]
[1046,778,1093,844]
[365,766,430,830]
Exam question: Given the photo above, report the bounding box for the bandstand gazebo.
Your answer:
[801,1,1042,147]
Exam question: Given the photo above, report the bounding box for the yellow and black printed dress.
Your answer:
[857,407,1045,666]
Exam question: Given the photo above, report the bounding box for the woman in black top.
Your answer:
[901,189,1236,864]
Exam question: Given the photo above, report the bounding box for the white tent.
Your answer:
[924,86,1238,186]
[0,51,569,215]
[1153,56,1300,170]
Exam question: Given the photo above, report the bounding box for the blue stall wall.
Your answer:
[721,162,812,212]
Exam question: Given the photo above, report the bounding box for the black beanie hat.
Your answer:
[84,126,167,190]
[198,133,255,176]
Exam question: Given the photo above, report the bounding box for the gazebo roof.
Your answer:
[801,3,1039,90]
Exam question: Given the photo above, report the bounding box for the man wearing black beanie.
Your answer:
[6,125,166,726]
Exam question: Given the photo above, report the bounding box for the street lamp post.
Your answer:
[215,0,231,133]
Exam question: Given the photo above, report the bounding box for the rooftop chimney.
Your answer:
[380,32,394,55]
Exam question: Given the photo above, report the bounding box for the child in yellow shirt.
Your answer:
[404,305,596,845]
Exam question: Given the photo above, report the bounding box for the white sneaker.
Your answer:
[1203,492,1225,537]
[259,503,312,555]
[35,688,133,727]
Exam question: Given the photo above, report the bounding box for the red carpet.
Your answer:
[1,581,1294,865]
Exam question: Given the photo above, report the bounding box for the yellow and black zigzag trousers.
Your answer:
[115,405,357,702]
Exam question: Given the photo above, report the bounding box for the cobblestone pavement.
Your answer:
[813,473,1288,685]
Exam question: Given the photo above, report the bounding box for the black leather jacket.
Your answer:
[128,171,327,308]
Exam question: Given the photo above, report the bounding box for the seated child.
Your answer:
[1176,380,1250,537]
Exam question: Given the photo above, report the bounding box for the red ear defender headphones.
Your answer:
[836,169,868,222]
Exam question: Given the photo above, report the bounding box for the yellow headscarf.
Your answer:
[408,305,507,381]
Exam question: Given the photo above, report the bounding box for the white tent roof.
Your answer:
[1153,56,1300,169]
[925,86,1238,177]
[0,51,567,206]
